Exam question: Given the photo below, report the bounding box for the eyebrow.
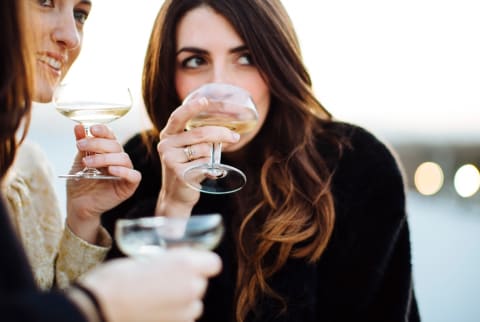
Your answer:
[176,45,249,56]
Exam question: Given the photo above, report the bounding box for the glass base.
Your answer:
[59,168,121,180]
[184,163,246,194]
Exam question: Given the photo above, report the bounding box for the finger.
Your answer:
[168,249,222,277]
[183,300,204,321]
[107,166,142,184]
[183,126,240,147]
[157,127,239,157]
[161,97,209,136]
[77,137,123,154]
[89,124,116,139]
[159,142,211,164]
[83,152,133,169]
[74,124,86,140]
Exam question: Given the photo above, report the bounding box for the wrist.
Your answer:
[155,193,193,218]
[66,213,101,244]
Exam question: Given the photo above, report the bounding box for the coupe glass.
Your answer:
[183,83,258,194]
[54,82,132,180]
[115,214,224,258]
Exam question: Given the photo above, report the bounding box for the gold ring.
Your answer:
[183,145,194,162]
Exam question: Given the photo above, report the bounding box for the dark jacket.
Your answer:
[103,122,420,322]
[0,195,86,322]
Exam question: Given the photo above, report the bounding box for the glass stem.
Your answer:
[210,142,222,167]
[82,125,100,175]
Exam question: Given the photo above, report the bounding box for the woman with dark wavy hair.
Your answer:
[103,0,420,321]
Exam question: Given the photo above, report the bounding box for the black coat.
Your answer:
[103,122,420,322]
[0,195,86,322]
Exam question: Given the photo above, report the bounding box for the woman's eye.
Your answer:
[38,0,54,7]
[74,10,89,25]
[238,53,253,66]
[182,56,205,69]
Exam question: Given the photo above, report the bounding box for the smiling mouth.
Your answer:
[37,55,62,71]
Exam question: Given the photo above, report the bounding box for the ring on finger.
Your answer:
[183,145,195,162]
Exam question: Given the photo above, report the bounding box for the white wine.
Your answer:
[56,102,131,126]
[186,115,257,134]
[181,84,258,193]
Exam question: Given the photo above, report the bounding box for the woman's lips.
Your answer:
[36,53,65,78]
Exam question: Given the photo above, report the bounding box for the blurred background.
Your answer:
[28,1,479,321]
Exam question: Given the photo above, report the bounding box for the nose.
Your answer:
[52,12,80,50]
[211,64,232,84]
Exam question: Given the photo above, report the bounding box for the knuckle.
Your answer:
[168,109,183,127]
[157,138,170,154]
[174,167,186,179]
[119,152,131,164]
[161,151,176,165]
[185,300,203,320]
[95,153,107,164]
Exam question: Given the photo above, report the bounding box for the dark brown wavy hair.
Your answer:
[0,0,33,180]
[142,0,345,320]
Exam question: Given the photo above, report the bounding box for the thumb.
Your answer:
[74,124,86,140]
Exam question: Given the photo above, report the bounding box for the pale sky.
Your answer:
[58,0,480,143]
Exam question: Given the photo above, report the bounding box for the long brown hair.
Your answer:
[142,0,345,320]
[0,0,33,180]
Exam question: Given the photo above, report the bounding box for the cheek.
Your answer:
[254,94,270,130]
[245,84,270,126]
[65,46,81,75]
[175,73,201,101]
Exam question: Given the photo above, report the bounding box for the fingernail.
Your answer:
[232,132,240,141]
[76,140,87,148]
[90,125,100,133]
[199,97,209,106]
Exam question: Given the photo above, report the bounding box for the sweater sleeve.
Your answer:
[55,225,111,289]
[2,142,111,290]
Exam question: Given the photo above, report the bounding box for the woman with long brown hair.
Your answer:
[1,0,143,290]
[0,3,221,320]
[0,0,33,178]
[103,0,420,321]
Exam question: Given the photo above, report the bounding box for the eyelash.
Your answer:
[181,53,254,69]
[39,0,53,7]
[74,10,89,25]
[37,0,90,25]
[181,56,206,69]
[238,53,253,65]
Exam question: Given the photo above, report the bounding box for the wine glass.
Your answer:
[183,83,258,194]
[115,214,224,258]
[53,82,132,180]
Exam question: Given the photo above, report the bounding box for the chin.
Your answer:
[33,85,54,103]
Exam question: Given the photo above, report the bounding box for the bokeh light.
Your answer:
[414,162,444,196]
[454,164,480,198]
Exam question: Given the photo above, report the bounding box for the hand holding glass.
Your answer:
[54,82,132,180]
[115,214,224,258]
[183,83,258,194]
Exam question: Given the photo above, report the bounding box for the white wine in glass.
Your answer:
[115,214,224,258]
[54,82,132,180]
[183,83,258,194]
